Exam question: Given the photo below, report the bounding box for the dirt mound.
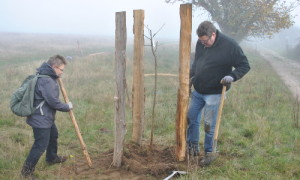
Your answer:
[56,143,196,179]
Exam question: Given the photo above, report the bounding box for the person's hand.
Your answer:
[220,76,234,85]
[67,102,73,109]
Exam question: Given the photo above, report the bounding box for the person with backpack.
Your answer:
[21,55,73,178]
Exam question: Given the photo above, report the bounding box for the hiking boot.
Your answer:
[188,143,200,156]
[21,167,36,180]
[46,156,67,165]
[199,153,218,166]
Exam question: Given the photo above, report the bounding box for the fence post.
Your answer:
[112,11,127,168]
[132,9,145,145]
[176,4,192,161]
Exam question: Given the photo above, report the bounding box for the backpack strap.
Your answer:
[36,100,45,115]
[34,74,50,116]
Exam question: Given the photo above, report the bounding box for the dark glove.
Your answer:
[220,76,234,85]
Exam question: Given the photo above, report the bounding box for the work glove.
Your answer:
[67,102,73,109]
[221,76,234,85]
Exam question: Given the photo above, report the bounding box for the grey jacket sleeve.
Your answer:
[38,78,70,112]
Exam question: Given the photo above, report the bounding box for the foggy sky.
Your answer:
[0,0,187,39]
[0,0,299,40]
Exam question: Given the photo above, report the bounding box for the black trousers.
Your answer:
[23,123,59,173]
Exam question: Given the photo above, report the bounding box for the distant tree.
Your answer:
[166,0,299,42]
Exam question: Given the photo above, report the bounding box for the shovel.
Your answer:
[200,85,226,166]
[212,85,227,153]
[200,85,227,166]
[163,171,187,180]
[58,78,92,167]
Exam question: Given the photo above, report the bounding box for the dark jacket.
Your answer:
[26,62,70,128]
[191,30,250,94]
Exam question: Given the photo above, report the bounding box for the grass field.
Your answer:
[0,33,299,179]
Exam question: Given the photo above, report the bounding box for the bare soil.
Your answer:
[54,143,202,179]
[260,48,300,101]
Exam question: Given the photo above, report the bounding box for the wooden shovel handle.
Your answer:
[58,78,92,167]
[213,85,227,141]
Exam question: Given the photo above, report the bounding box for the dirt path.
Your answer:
[260,48,300,101]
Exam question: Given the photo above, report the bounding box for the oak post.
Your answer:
[176,4,192,161]
[112,11,127,167]
[132,10,145,145]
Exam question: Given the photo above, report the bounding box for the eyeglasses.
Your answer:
[199,36,211,44]
[55,66,64,72]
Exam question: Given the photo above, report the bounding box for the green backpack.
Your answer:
[10,74,50,117]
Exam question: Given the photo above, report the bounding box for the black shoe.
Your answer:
[199,153,217,166]
[21,168,35,180]
[46,156,67,165]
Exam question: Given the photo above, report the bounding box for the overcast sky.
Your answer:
[0,0,299,40]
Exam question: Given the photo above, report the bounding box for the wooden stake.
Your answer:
[175,3,192,162]
[112,11,127,168]
[132,9,145,145]
[57,78,92,167]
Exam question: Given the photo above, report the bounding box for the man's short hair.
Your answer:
[47,54,67,66]
[196,21,216,37]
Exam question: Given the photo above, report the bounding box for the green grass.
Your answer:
[0,33,299,179]
[180,49,300,180]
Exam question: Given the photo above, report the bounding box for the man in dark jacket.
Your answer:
[187,21,250,166]
[21,55,73,178]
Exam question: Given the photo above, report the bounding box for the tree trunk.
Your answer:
[112,11,127,168]
[176,4,192,162]
[132,10,145,145]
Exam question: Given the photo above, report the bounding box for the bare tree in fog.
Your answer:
[144,24,165,148]
[166,0,299,43]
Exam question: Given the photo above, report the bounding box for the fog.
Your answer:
[0,0,199,40]
[0,0,299,43]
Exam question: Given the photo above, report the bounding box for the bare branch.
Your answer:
[144,34,151,40]
[143,24,165,148]
[153,23,166,37]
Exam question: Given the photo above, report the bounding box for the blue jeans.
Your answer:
[187,91,221,153]
[22,124,59,173]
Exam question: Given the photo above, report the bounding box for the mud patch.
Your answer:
[55,143,200,179]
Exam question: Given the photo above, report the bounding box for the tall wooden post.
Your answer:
[113,11,127,168]
[132,10,145,145]
[176,4,192,162]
